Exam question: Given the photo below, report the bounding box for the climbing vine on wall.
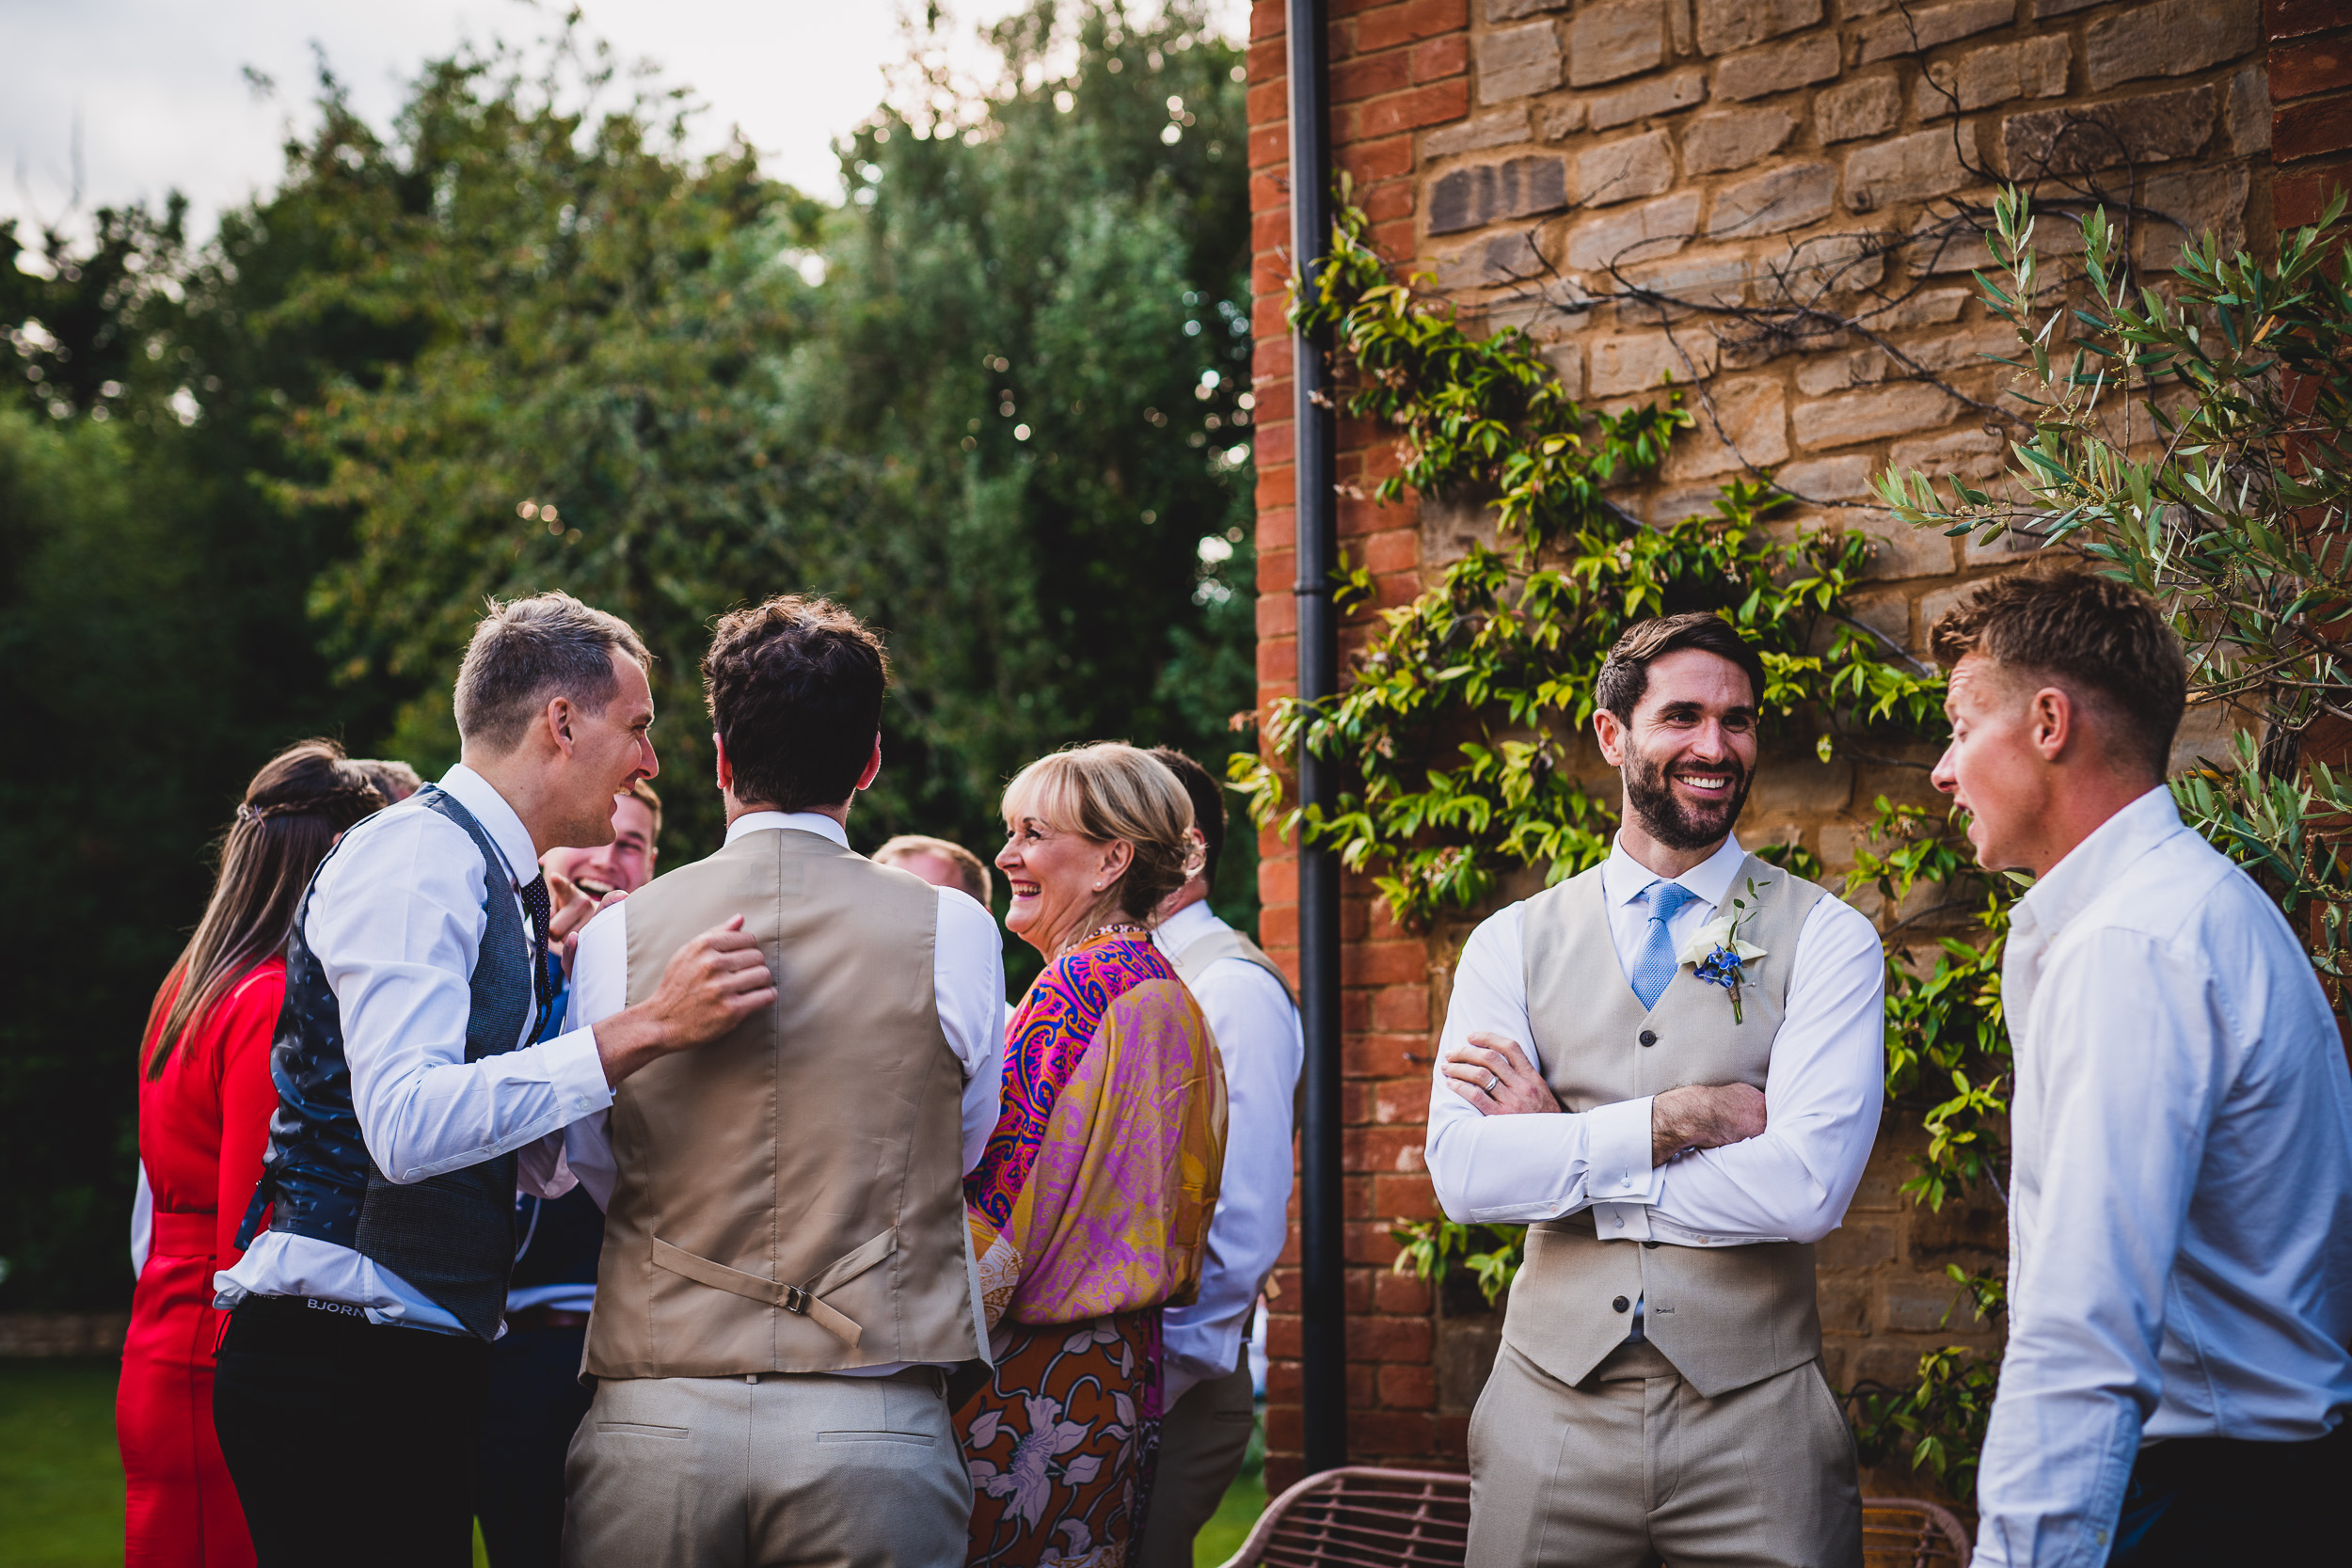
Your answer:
[1231,198,1948,925]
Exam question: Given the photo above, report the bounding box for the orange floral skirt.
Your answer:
[957,1309,1163,1567]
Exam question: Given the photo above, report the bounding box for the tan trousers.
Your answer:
[1466,1338,1861,1568]
[562,1368,972,1568]
[1134,1346,1256,1568]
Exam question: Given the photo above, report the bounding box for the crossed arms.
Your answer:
[1422,897,1886,1244]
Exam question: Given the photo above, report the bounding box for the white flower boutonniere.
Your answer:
[1676,877,1770,1022]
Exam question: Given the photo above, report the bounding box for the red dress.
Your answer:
[119,958,281,1568]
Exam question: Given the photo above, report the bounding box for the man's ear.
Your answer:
[713,731,734,793]
[855,733,882,793]
[546,696,578,759]
[2027,686,2074,764]
[1594,706,1629,768]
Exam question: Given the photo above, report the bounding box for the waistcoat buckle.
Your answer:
[781,1284,811,1315]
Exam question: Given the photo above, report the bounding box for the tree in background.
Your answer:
[0,0,1254,1310]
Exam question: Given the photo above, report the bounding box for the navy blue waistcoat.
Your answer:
[238,785,541,1339]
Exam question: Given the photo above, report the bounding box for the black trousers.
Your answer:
[476,1323,593,1568]
[2107,1417,2350,1565]
[213,1295,492,1568]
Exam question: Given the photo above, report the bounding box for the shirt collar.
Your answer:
[436,764,541,891]
[724,810,850,848]
[1154,897,1227,951]
[2015,784,2187,939]
[1601,832,1748,913]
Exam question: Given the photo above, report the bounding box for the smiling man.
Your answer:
[1429,611,1884,1568]
[1930,568,2352,1568]
[211,594,773,1568]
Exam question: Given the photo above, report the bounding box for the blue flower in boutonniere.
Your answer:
[1676,878,1771,1023]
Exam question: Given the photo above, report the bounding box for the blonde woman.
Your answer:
[959,744,1228,1566]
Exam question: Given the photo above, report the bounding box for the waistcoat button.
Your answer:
[1643,1240,1660,1250]
[1611,1295,1629,1313]
[1638,1030,1657,1047]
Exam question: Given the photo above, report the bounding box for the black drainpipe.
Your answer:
[1286,0,1346,1480]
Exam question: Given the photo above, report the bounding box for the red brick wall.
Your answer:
[1249,0,1464,1492]
[2267,0,2352,227]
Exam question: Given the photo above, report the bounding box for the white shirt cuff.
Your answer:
[1585,1095,1657,1204]
[542,1025,616,1119]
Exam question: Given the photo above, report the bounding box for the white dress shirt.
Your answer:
[561,810,1008,1376]
[1425,833,1885,1247]
[1154,899,1303,1404]
[215,764,615,1332]
[1974,787,2352,1568]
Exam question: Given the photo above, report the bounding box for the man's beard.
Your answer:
[1622,743,1752,852]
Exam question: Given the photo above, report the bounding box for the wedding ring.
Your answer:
[1484,1073,1502,1095]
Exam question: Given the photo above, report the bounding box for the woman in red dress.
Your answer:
[119,740,387,1567]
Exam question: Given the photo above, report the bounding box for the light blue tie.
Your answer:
[1629,881,1697,1010]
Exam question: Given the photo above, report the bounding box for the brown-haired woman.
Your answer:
[118,741,385,1568]
[959,743,1228,1566]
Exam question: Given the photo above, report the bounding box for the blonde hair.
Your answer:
[1002,743,1196,923]
[875,834,992,906]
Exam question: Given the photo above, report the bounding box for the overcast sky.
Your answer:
[5,0,1245,245]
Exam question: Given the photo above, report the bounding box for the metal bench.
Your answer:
[1217,1465,1972,1568]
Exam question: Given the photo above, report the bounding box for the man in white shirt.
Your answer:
[1136,747,1303,1568]
[212,594,774,1568]
[559,595,1007,1568]
[1929,567,2352,1567]
[1429,612,1884,1568]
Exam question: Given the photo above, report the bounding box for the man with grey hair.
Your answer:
[212,592,776,1568]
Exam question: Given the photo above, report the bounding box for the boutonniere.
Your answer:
[1676,877,1770,1023]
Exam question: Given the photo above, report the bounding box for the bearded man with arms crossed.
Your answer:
[1431,612,1883,1568]
[1931,568,2352,1568]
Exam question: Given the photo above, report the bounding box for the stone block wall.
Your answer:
[1245,0,2338,1498]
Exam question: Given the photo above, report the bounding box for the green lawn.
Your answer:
[2,1360,1265,1568]
[0,1359,123,1568]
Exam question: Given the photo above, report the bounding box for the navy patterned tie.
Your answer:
[518,872,553,1014]
[1629,880,1697,1010]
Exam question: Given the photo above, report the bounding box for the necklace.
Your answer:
[1085,921,1149,942]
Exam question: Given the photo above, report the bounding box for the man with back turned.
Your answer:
[559,594,1008,1568]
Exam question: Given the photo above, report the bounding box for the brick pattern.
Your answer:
[2265,0,2352,228]
[1248,0,2288,1498]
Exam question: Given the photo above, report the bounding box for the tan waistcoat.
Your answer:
[1168,923,1295,1009]
[584,828,981,1380]
[1500,855,1827,1398]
